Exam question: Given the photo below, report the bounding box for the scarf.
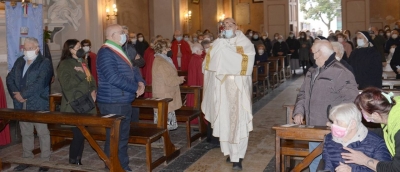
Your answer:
[103,40,132,68]
[77,58,92,82]
[383,96,400,156]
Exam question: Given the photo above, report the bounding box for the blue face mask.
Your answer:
[224,29,234,38]
[120,34,127,45]
[176,36,183,41]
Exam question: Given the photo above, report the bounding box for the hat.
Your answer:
[358,31,373,43]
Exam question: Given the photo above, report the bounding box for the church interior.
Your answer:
[0,0,400,171]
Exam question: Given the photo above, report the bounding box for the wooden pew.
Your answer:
[272,124,330,172]
[0,109,124,172]
[267,58,280,88]
[383,71,396,79]
[252,65,260,100]
[257,62,271,95]
[382,79,400,89]
[48,95,180,172]
[285,54,292,79]
[140,86,207,148]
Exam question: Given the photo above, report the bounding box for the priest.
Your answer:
[201,17,255,171]
[171,30,192,70]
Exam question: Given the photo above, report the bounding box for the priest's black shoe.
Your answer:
[232,158,243,171]
[226,156,231,163]
[13,164,30,171]
[38,167,49,172]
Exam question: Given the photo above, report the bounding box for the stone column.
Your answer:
[263,0,290,38]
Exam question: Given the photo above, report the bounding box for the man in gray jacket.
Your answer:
[293,40,359,172]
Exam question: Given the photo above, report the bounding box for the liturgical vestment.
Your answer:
[171,40,192,71]
[201,30,255,162]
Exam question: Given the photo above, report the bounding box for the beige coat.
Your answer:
[152,54,182,112]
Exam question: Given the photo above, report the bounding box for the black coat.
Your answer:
[272,41,289,57]
[385,37,400,53]
[261,38,272,56]
[286,37,300,59]
[390,46,400,78]
[135,40,149,58]
[348,46,382,89]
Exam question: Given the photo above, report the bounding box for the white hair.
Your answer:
[191,43,202,53]
[24,37,39,47]
[320,45,334,57]
[329,103,361,126]
[331,42,344,59]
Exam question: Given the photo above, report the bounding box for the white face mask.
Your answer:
[338,38,344,43]
[357,39,365,47]
[274,36,278,40]
[120,34,127,45]
[131,38,137,44]
[204,38,211,41]
[392,34,398,39]
[184,37,190,42]
[390,47,396,54]
[258,50,264,54]
[82,46,90,52]
[24,49,37,60]
[387,33,391,37]
[138,37,144,42]
[262,36,267,39]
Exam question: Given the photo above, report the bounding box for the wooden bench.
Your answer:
[267,58,280,88]
[252,65,260,100]
[0,109,124,171]
[140,86,206,148]
[382,79,400,89]
[48,95,180,172]
[272,124,330,172]
[285,54,292,79]
[257,62,271,95]
[383,71,396,79]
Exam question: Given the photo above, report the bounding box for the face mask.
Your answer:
[131,38,137,44]
[119,34,127,45]
[262,36,267,39]
[390,47,396,54]
[184,37,189,42]
[357,39,365,47]
[193,38,198,42]
[331,124,348,138]
[204,38,211,41]
[224,29,235,39]
[278,39,283,43]
[274,36,278,40]
[253,35,259,39]
[387,33,391,37]
[176,36,183,41]
[306,32,311,36]
[205,48,209,53]
[24,49,37,60]
[362,113,374,122]
[338,38,344,43]
[300,36,305,38]
[258,50,264,54]
[138,37,144,42]
[166,50,173,57]
[82,46,90,52]
[249,33,253,37]
[379,33,384,36]
[395,25,399,29]
[198,40,203,43]
[289,34,294,38]
[392,34,398,39]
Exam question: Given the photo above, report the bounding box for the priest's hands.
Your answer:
[179,76,186,84]
[136,82,145,98]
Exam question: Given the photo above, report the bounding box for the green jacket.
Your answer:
[57,58,96,114]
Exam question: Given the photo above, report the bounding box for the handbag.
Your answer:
[62,90,95,114]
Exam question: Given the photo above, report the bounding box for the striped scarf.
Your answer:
[103,40,132,67]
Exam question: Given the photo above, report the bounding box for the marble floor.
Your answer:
[0,56,307,171]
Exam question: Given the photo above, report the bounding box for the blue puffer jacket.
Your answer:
[323,131,392,172]
[96,45,145,104]
[6,54,53,110]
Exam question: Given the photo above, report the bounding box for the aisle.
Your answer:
[184,76,304,172]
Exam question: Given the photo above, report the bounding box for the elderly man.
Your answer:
[122,26,145,68]
[202,17,255,170]
[272,34,289,57]
[129,32,137,46]
[6,37,53,172]
[293,40,359,172]
[323,103,391,172]
[96,24,145,172]
[171,30,192,71]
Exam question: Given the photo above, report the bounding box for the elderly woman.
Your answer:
[152,39,185,130]
[348,31,383,89]
[323,103,391,172]
[331,42,354,74]
[337,33,353,59]
[341,87,400,171]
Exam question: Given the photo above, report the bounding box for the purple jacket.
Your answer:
[293,53,359,126]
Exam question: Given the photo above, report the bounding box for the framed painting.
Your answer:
[253,0,263,3]
[192,0,200,4]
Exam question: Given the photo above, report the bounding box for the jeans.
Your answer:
[309,141,322,172]
[131,107,139,122]
[98,103,132,170]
